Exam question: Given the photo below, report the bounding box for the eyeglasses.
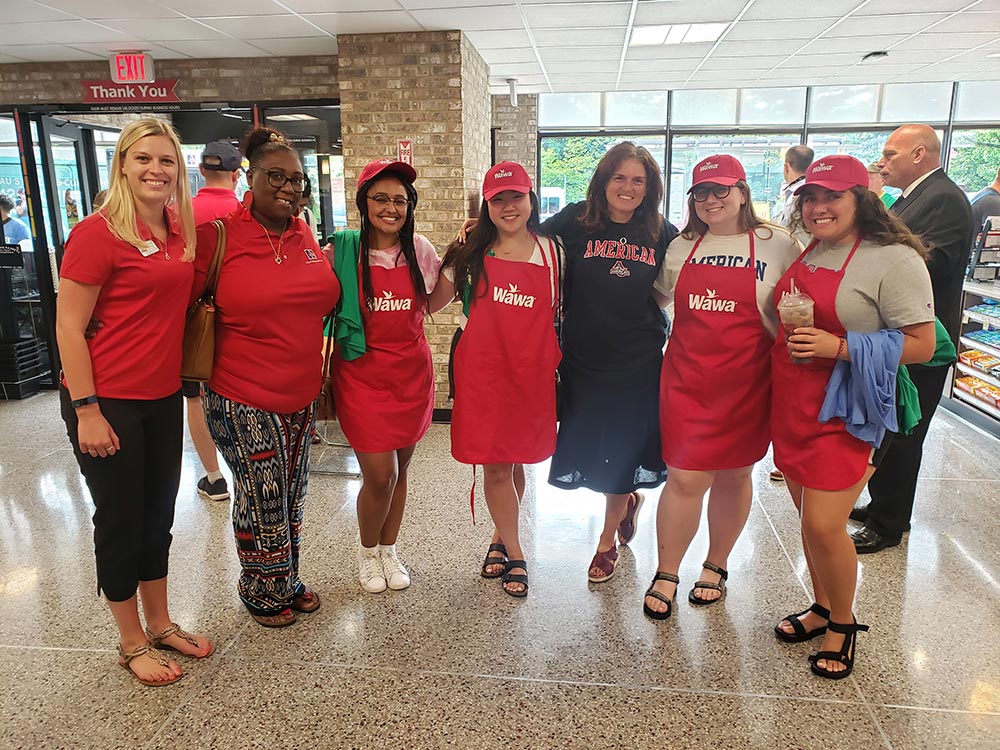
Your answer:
[691,184,733,202]
[367,194,410,209]
[253,168,309,192]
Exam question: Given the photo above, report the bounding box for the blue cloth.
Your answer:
[2,216,30,245]
[819,330,904,449]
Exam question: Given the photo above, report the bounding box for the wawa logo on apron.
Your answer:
[688,288,737,313]
[371,291,413,312]
[493,283,536,308]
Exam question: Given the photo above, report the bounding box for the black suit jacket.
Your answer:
[891,169,973,345]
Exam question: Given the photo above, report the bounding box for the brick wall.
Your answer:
[491,94,538,181]
[0,56,339,105]
[338,31,491,409]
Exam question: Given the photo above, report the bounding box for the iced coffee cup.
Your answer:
[777,292,815,365]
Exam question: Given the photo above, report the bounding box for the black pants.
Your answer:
[60,388,183,602]
[865,364,949,538]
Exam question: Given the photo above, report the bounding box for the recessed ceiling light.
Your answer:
[861,50,889,62]
[629,22,728,47]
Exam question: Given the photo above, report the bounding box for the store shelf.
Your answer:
[964,280,1000,298]
[963,310,1000,330]
[960,335,1000,360]
[956,362,1000,389]
[953,389,1000,421]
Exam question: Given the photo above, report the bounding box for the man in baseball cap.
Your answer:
[201,141,242,172]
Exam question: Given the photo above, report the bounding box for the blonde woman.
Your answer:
[57,118,213,687]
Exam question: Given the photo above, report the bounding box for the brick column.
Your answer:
[492,94,538,181]
[337,31,491,410]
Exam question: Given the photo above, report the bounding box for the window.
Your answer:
[605,92,668,127]
[948,129,1000,196]
[740,88,806,126]
[672,89,737,126]
[807,131,894,168]
[809,85,879,124]
[537,93,602,128]
[880,82,951,123]
[955,81,1000,122]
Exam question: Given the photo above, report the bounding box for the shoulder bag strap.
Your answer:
[201,219,227,302]
[321,247,337,379]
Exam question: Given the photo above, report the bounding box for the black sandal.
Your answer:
[643,572,679,620]
[774,602,830,643]
[809,619,870,680]
[688,560,728,606]
[501,559,528,598]
[480,543,508,579]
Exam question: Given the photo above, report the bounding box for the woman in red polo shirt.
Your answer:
[57,118,213,687]
[199,127,341,628]
[330,159,442,594]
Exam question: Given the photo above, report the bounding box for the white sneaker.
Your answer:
[379,545,411,590]
[358,546,386,594]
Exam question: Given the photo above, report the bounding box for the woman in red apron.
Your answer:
[433,161,562,597]
[772,155,935,679]
[644,155,798,620]
[331,159,444,595]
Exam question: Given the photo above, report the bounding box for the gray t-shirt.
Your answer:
[799,239,935,332]
[654,226,801,337]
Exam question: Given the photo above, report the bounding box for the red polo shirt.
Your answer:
[193,193,341,414]
[192,186,240,226]
[61,209,192,399]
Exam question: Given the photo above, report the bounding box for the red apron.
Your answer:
[332,263,434,453]
[451,240,561,464]
[770,237,870,490]
[660,231,772,470]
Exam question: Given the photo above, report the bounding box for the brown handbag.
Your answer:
[315,312,336,421]
[180,220,226,382]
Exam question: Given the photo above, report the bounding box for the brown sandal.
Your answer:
[145,623,214,658]
[617,491,645,546]
[587,547,619,583]
[291,587,321,613]
[118,642,182,687]
[251,608,297,628]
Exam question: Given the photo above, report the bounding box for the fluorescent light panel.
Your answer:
[629,23,728,47]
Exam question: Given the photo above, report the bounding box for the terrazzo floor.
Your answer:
[0,391,997,749]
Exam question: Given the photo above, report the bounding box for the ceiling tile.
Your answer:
[158,0,284,14]
[153,38,271,57]
[199,14,323,39]
[798,35,909,55]
[724,18,841,42]
[410,7,522,31]
[855,0,975,14]
[634,0,750,25]
[463,29,532,49]
[827,13,949,37]
[245,37,338,56]
[99,18,229,41]
[281,0,400,10]
[11,20,128,44]
[525,2,632,28]
[303,12,423,35]
[487,61,543,76]
[698,54,787,71]
[714,39,818,57]
[906,31,1000,50]
[742,0,866,22]
[9,3,77,23]
[929,11,1000,34]
[406,0,515,7]
[0,43,105,61]
[543,60,617,74]
[482,48,543,64]
[31,0,183,20]
[626,42,712,60]
[532,28,627,46]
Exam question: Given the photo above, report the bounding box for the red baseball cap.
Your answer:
[482,161,532,201]
[794,155,869,195]
[688,154,746,191]
[357,158,417,189]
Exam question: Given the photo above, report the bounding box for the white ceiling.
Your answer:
[3,0,1000,94]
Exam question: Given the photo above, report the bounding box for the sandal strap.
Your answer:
[811,650,850,666]
[701,561,729,580]
[691,580,724,593]
[502,574,528,585]
[119,641,171,668]
[808,602,831,619]
[785,613,807,637]
[827,620,870,635]
[145,622,199,650]
[652,571,679,585]
[486,543,508,555]
[503,559,527,573]
[644,589,673,606]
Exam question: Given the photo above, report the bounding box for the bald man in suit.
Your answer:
[850,125,973,553]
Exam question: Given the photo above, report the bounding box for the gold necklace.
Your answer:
[255,218,288,265]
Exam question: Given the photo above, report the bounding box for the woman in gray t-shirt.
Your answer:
[771,155,936,681]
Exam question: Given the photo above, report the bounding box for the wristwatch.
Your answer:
[71,394,99,409]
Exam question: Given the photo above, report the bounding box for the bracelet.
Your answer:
[835,337,846,360]
[71,394,98,409]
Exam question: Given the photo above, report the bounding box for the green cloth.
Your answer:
[332,229,366,361]
[879,191,897,209]
[896,318,958,435]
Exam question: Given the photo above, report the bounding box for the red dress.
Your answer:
[771,238,871,490]
[332,264,434,453]
[451,241,561,464]
[660,231,772,470]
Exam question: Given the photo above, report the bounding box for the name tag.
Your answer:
[138,241,159,257]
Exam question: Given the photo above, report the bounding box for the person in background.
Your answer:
[199,126,340,628]
[0,193,31,245]
[643,155,799,619]
[851,125,973,553]
[184,141,243,503]
[969,167,1000,243]
[437,161,562,598]
[299,181,319,239]
[56,117,213,687]
[65,189,80,230]
[779,145,814,231]
[15,187,28,219]
[868,162,896,210]
[330,158,442,594]
[773,155,935,679]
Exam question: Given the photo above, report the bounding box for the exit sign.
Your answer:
[110,53,155,84]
